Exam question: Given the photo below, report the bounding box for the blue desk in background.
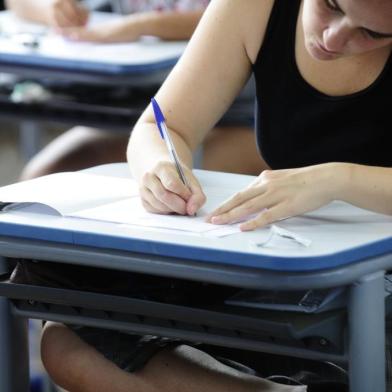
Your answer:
[0,163,391,392]
[0,10,188,84]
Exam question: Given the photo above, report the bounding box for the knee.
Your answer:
[41,323,88,388]
[19,126,110,180]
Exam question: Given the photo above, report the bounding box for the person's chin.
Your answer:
[307,42,341,61]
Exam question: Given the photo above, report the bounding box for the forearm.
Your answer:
[127,120,193,182]
[5,0,52,25]
[116,10,203,41]
[338,163,392,214]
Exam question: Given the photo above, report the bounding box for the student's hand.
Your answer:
[59,17,142,43]
[207,164,339,231]
[139,161,206,216]
[45,0,88,29]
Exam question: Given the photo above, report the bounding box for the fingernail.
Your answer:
[211,216,221,224]
[240,222,252,231]
[188,203,197,216]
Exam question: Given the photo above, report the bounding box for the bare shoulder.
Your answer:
[199,0,275,63]
[215,0,275,64]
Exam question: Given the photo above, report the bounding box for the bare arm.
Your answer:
[6,0,46,24]
[338,163,392,215]
[127,0,272,215]
[119,10,204,41]
[59,9,205,43]
[207,161,392,231]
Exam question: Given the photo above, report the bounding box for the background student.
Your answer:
[5,0,267,180]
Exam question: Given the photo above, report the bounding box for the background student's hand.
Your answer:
[45,0,88,29]
[139,161,206,216]
[207,163,340,231]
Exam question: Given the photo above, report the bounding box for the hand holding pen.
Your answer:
[151,98,190,189]
[143,98,205,216]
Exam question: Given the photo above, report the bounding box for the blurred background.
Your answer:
[0,120,25,185]
[0,120,63,186]
[0,118,62,391]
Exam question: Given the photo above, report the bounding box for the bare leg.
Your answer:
[20,125,267,181]
[202,126,269,175]
[41,322,305,392]
[20,126,129,181]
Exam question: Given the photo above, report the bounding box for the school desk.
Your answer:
[0,163,391,392]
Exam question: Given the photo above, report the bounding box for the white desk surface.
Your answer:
[0,163,391,272]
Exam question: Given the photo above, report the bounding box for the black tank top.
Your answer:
[252,0,391,169]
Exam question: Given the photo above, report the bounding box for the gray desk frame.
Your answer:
[0,234,390,392]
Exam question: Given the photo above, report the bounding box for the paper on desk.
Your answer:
[0,171,241,237]
[37,36,187,65]
[70,194,242,238]
[0,172,139,215]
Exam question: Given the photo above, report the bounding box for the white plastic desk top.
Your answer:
[0,163,391,272]
[0,11,187,74]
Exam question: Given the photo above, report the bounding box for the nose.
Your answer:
[322,21,351,52]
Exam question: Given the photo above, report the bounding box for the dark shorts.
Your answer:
[69,327,182,372]
[68,326,265,376]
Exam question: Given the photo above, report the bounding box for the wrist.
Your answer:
[122,12,156,38]
[322,162,353,201]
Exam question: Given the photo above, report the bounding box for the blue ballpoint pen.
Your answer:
[151,98,190,188]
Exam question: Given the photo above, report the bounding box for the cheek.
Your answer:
[350,36,385,54]
[302,3,328,41]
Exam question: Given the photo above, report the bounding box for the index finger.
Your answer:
[206,186,264,222]
[158,165,192,201]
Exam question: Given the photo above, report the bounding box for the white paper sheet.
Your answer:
[69,190,242,237]
[0,171,242,237]
[0,172,139,214]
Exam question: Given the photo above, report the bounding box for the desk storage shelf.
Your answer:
[0,273,347,364]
